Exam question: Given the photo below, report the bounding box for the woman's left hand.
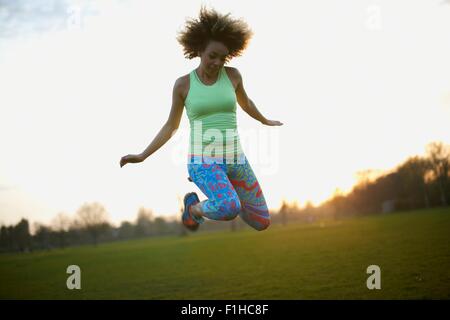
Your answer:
[262,119,283,126]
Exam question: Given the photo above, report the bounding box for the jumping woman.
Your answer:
[120,7,283,232]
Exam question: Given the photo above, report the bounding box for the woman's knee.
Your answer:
[254,218,270,231]
[244,207,270,231]
[218,197,242,220]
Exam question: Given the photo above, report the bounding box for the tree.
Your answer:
[0,225,9,252]
[153,217,169,235]
[135,207,153,237]
[33,223,52,250]
[14,218,31,252]
[75,202,110,245]
[329,188,347,219]
[396,156,432,209]
[279,200,289,226]
[118,221,134,239]
[52,212,71,232]
[426,141,450,206]
[51,212,71,248]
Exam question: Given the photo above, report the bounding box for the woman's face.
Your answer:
[199,40,229,74]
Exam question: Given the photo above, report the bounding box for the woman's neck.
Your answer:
[197,66,219,81]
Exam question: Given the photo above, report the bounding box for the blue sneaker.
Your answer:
[182,192,204,231]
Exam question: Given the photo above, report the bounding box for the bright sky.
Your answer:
[0,0,449,227]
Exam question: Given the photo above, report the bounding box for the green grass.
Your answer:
[1,207,449,299]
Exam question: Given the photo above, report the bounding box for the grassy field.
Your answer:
[1,207,449,299]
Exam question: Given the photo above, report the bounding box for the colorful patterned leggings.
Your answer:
[187,154,270,231]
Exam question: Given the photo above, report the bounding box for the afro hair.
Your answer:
[177,6,253,62]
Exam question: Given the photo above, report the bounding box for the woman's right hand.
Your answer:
[120,154,145,168]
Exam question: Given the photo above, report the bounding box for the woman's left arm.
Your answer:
[233,67,283,126]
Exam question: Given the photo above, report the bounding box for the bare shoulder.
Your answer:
[174,74,190,101]
[224,66,241,90]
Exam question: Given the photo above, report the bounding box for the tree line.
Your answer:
[0,204,182,253]
[277,141,450,223]
[0,202,252,253]
[1,141,449,253]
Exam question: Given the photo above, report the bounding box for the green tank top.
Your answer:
[185,67,243,158]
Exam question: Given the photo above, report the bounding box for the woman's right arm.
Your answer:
[120,78,186,167]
